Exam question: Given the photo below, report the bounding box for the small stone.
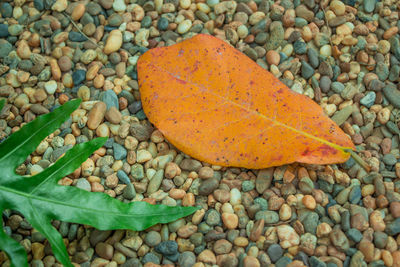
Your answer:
[76,178,91,191]
[301,60,315,79]
[179,251,196,267]
[198,178,219,196]
[177,20,192,34]
[44,80,57,94]
[221,213,238,229]
[104,30,123,55]
[95,242,113,260]
[87,102,106,130]
[147,170,164,194]
[363,0,376,13]
[145,231,162,247]
[267,244,283,263]
[383,85,400,108]
[155,240,178,255]
[113,0,126,11]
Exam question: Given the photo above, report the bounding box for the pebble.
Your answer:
[104,30,123,55]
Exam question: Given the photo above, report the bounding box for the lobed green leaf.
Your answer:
[0,99,198,267]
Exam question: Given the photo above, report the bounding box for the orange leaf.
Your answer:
[137,34,355,169]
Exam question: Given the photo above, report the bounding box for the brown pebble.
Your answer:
[359,240,374,262]
[58,56,72,72]
[87,102,107,130]
[390,202,400,218]
[222,213,238,229]
[266,50,280,66]
[198,250,216,264]
[243,256,260,267]
[71,3,85,21]
[105,106,122,124]
[198,166,214,179]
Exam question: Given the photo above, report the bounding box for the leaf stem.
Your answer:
[62,12,98,48]
[344,149,371,172]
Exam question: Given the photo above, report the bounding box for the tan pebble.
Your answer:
[87,64,101,81]
[104,30,123,55]
[105,107,122,124]
[81,158,94,177]
[249,219,264,242]
[279,203,292,221]
[277,225,300,248]
[198,166,214,179]
[370,210,385,232]
[96,123,110,137]
[28,33,40,47]
[124,136,138,150]
[330,0,346,16]
[383,27,398,40]
[266,50,280,66]
[34,89,47,102]
[392,251,400,266]
[316,222,332,237]
[165,162,180,178]
[243,256,260,267]
[377,107,390,124]
[77,86,90,101]
[150,130,165,143]
[94,74,105,88]
[52,0,68,12]
[361,184,375,196]
[49,58,61,81]
[105,173,119,188]
[31,243,45,260]
[382,250,393,267]
[87,102,106,130]
[192,209,205,224]
[234,237,249,247]
[62,73,73,88]
[169,188,186,199]
[182,192,195,206]
[136,150,152,163]
[359,240,374,262]
[198,250,216,264]
[116,62,126,78]
[64,134,76,146]
[177,224,198,238]
[390,202,400,218]
[302,195,316,210]
[287,260,307,267]
[71,3,85,21]
[221,213,238,229]
[17,40,31,59]
[337,24,352,36]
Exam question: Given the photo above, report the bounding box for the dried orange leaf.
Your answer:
[137,34,355,169]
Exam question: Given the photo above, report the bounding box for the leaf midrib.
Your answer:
[0,185,183,218]
[147,62,353,153]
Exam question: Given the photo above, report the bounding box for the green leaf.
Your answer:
[0,100,198,266]
[0,99,4,112]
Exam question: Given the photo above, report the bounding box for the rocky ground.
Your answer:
[1,0,400,266]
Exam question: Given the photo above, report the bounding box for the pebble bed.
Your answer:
[0,0,400,266]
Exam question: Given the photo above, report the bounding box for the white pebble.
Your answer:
[320,45,332,57]
[30,165,44,176]
[113,0,127,12]
[237,25,248,39]
[180,0,191,9]
[177,20,192,34]
[136,150,152,163]
[230,188,241,205]
[44,80,57,94]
